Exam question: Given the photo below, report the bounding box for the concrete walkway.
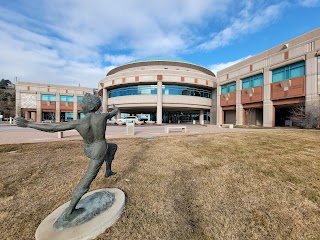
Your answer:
[0,123,268,145]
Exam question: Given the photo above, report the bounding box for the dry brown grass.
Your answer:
[1,130,320,240]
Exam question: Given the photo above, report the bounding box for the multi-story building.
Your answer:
[98,58,217,124]
[14,29,320,127]
[217,28,320,127]
[15,81,93,122]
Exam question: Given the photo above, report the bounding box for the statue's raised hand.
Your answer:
[15,117,29,128]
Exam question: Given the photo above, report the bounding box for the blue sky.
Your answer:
[0,0,319,88]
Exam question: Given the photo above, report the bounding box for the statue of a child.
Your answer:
[15,93,118,220]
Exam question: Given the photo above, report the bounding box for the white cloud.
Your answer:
[298,0,320,7]
[1,0,315,88]
[104,54,136,66]
[0,0,232,87]
[208,55,252,74]
[198,1,285,50]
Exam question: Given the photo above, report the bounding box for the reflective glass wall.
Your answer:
[162,85,212,98]
[108,84,212,99]
[108,85,157,98]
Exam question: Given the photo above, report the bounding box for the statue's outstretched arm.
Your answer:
[102,104,118,119]
[15,117,79,132]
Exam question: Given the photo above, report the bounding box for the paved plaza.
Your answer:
[0,123,268,145]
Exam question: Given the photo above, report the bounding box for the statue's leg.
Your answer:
[64,158,104,220]
[105,142,118,178]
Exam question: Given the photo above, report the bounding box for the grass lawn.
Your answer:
[0,130,320,240]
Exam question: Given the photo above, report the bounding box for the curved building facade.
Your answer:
[98,59,217,124]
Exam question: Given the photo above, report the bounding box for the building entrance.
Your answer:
[223,110,236,124]
[274,104,302,127]
[244,108,263,126]
[162,110,210,124]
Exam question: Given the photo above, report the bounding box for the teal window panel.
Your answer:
[221,82,236,94]
[162,85,212,98]
[242,79,251,89]
[41,94,56,101]
[65,112,73,121]
[77,96,83,102]
[252,74,263,87]
[290,62,305,78]
[60,95,74,102]
[229,82,236,92]
[242,74,263,89]
[221,85,228,94]
[109,85,157,98]
[109,84,212,99]
[78,113,85,119]
[272,61,305,82]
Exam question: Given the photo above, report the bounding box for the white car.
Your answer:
[117,116,139,124]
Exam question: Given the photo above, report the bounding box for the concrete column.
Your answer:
[210,89,217,124]
[36,92,42,122]
[199,109,204,125]
[156,81,163,124]
[25,111,31,120]
[56,93,60,122]
[318,54,320,96]
[73,95,78,120]
[15,88,21,117]
[305,53,320,110]
[263,67,274,127]
[31,112,36,121]
[102,88,108,113]
[216,85,222,125]
[116,109,121,120]
[236,78,243,125]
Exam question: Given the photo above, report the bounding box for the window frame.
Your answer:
[221,82,236,94]
[241,73,264,89]
[272,61,305,83]
[41,94,56,101]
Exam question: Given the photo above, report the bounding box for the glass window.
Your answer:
[252,74,264,87]
[229,82,236,92]
[272,61,305,82]
[242,74,263,89]
[78,113,85,119]
[65,112,73,121]
[221,82,236,94]
[42,112,55,121]
[290,62,305,78]
[77,96,83,102]
[162,85,212,99]
[41,94,56,101]
[242,79,251,89]
[109,84,212,99]
[60,95,74,102]
[109,85,157,98]
[221,85,228,94]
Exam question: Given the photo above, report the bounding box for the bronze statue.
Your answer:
[15,93,118,221]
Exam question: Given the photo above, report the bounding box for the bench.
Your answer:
[42,120,53,123]
[165,126,187,133]
[219,124,234,129]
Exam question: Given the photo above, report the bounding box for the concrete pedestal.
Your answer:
[58,132,63,138]
[35,188,125,240]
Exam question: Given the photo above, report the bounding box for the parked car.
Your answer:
[117,116,139,124]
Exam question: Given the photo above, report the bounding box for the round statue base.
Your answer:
[35,188,125,240]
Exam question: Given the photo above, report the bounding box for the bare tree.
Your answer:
[290,101,320,129]
[245,108,253,126]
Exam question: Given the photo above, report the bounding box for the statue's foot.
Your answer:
[63,207,86,221]
[105,171,117,178]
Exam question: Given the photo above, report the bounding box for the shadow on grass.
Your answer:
[168,169,206,239]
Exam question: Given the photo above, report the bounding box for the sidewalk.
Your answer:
[0,123,266,145]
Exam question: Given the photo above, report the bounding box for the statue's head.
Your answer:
[81,93,101,113]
